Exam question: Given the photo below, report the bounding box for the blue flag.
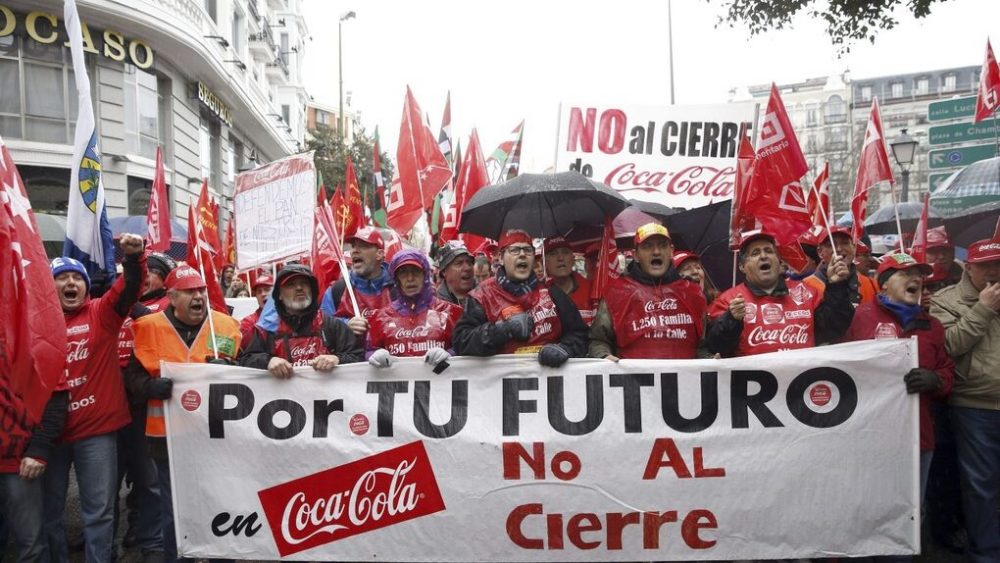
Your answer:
[62,0,115,286]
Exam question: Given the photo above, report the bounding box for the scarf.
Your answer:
[877,294,922,330]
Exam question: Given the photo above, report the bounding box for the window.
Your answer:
[943,74,956,92]
[203,0,217,23]
[231,9,244,56]
[281,104,290,125]
[915,78,929,95]
[891,82,903,98]
[199,111,221,189]
[127,176,156,215]
[824,95,846,123]
[860,86,872,102]
[0,36,86,143]
[805,103,819,127]
[228,137,244,181]
[123,65,163,159]
[805,134,817,153]
[280,34,289,66]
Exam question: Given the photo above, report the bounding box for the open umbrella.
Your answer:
[661,200,734,291]
[943,200,1000,248]
[863,201,943,235]
[34,213,68,259]
[108,215,189,263]
[458,171,631,239]
[563,206,660,249]
[628,199,679,223]
[930,156,1000,215]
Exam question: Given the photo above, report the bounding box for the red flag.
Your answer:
[910,194,931,263]
[729,132,756,249]
[209,198,224,268]
[186,203,228,313]
[975,39,1000,123]
[801,162,832,242]
[589,216,619,304]
[317,171,328,208]
[335,157,365,237]
[389,86,452,235]
[223,217,236,266]
[851,99,895,244]
[146,146,171,252]
[0,139,67,426]
[441,129,490,250]
[743,84,812,268]
[312,199,346,296]
[438,91,453,166]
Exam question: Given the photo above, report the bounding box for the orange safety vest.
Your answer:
[803,270,878,307]
[133,310,241,437]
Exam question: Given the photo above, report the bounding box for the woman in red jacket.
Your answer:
[843,252,955,504]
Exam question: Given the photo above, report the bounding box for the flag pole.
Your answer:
[888,180,905,251]
[816,200,842,263]
[338,257,361,316]
[190,196,219,359]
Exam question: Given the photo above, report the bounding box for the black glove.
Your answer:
[903,368,941,394]
[147,377,174,400]
[497,313,534,342]
[538,344,570,368]
[207,357,235,366]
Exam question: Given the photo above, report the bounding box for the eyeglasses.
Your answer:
[505,245,535,256]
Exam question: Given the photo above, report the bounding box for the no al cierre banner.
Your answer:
[164,339,920,561]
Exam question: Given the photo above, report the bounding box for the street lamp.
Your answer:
[338,11,356,145]
[890,128,918,202]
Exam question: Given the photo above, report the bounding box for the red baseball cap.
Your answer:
[165,265,206,291]
[875,253,933,280]
[252,274,275,290]
[967,237,1000,263]
[543,236,573,254]
[672,251,699,269]
[498,229,532,249]
[737,229,776,250]
[926,226,952,250]
[347,227,383,249]
[925,263,949,284]
[634,223,671,246]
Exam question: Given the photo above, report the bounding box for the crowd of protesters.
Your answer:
[1,219,999,563]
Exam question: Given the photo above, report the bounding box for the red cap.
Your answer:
[498,229,532,249]
[925,263,949,284]
[543,236,572,254]
[252,274,275,290]
[967,237,1000,263]
[825,226,852,239]
[672,251,698,269]
[394,257,425,272]
[876,253,933,280]
[926,226,951,249]
[347,227,384,249]
[634,223,671,246]
[165,265,206,291]
[737,229,776,250]
[856,241,871,254]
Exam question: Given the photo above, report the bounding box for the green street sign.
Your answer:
[930,195,997,215]
[928,143,998,169]
[928,171,957,193]
[928,121,1000,145]
[927,96,976,122]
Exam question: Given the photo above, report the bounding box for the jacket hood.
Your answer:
[389,249,434,314]
[272,264,320,328]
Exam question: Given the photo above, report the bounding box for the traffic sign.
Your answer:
[928,171,957,193]
[927,96,976,122]
[928,143,998,169]
[928,121,1000,145]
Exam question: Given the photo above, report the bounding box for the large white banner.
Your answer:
[164,339,919,561]
[554,102,758,209]
[233,152,316,270]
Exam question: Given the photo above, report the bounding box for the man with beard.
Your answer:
[925,226,964,287]
[436,242,476,307]
[454,229,587,367]
[804,226,878,307]
[238,274,274,348]
[320,227,393,338]
[368,250,463,369]
[589,223,706,360]
[930,235,1000,561]
[544,237,595,325]
[43,234,146,563]
[125,265,241,563]
[706,230,853,357]
[241,264,363,378]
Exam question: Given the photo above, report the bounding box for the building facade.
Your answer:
[305,99,359,141]
[0,0,308,233]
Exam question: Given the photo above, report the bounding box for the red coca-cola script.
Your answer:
[257,441,446,556]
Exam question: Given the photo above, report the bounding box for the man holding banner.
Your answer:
[320,227,394,337]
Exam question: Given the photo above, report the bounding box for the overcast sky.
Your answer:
[302,0,1000,174]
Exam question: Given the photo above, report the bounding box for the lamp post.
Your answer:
[338,11,356,144]
[890,128,918,202]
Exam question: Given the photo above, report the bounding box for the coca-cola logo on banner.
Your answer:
[393,325,430,340]
[257,441,446,557]
[643,297,678,314]
[747,324,809,348]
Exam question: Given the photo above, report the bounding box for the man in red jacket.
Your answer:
[42,234,146,563]
[544,237,595,325]
[238,273,274,348]
[844,252,954,502]
[706,230,854,357]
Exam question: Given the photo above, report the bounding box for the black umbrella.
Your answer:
[661,200,734,291]
[863,201,943,235]
[943,200,1000,248]
[628,199,680,223]
[458,171,631,239]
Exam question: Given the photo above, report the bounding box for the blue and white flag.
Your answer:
[62,0,115,285]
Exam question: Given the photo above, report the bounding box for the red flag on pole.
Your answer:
[589,216,619,304]
[146,146,171,252]
[312,199,346,297]
[0,139,67,426]
[851,99,895,244]
[909,193,931,263]
[975,39,1000,123]
[441,129,490,250]
[729,132,756,249]
[186,201,227,313]
[388,86,453,235]
[339,157,365,237]
[223,216,236,266]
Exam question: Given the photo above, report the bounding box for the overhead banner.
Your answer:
[164,339,919,561]
[554,102,758,209]
[233,152,315,270]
